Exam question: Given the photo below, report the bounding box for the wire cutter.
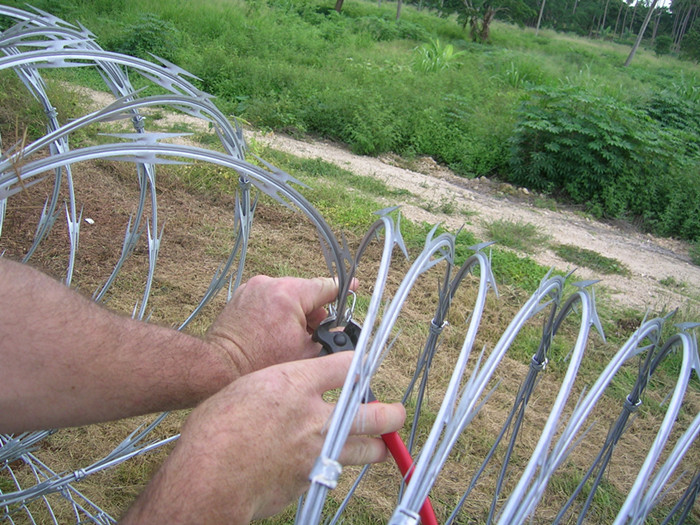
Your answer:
[313,319,438,525]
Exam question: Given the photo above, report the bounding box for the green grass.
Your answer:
[484,219,550,253]
[553,244,629,276]
[4,0,698,243]
[691,241,700,266]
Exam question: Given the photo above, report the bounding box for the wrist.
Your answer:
[120,435,255,525]
[205,334,252,378]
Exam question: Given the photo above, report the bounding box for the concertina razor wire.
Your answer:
[0,6,698,524]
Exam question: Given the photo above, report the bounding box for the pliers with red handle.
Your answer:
[313,319,438,525]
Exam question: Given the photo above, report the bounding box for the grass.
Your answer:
[1,6,699,524]
[484,218,550,253]
[691,241,700,266]
[553,244,629,276]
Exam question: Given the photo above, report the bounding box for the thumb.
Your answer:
[301,351,355,394]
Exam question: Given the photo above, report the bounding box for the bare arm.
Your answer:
[121,352,406,524]
[0,260,343,432]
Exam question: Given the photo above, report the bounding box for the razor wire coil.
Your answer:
[0,6,698,524]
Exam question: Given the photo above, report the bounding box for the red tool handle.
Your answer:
[373,404,438,525]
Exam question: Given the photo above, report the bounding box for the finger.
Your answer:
[301,351,354,393]
[350,402,406,436]
[337,436,389,466]
[292,276,360,316]
[306,306,330,333]
[293,277,341,316]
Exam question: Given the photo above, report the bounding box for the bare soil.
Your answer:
[255,132,700,314]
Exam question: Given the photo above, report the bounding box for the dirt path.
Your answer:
[76,85,700,312]
[254,132,700,312]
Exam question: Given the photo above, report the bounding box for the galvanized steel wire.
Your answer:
[0,7,698,524]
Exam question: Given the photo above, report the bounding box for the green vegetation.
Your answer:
[691,241,700,266]
[413,37,466,72]
[509,86,700,241]
[553,244,629,275]
[484,218,549,253]
[5,0,699,245]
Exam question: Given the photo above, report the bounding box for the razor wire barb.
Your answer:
[0,6,699,524]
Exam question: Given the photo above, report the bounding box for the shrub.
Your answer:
[508,86,700,242]
[104,14,182,62]
[680,27,700,61]
[654,34,673,56]
[509,87,669,209]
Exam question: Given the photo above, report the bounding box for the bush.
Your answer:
[104,14,182,62]
[508,86,699,242]
[680,27,700,61]
[508,86,664,204]
[654,34,673,56]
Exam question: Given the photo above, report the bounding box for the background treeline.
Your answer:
[1,0,699,252]
[427,0,699,59]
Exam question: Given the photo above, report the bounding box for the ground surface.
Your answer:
[2,86,698,523]
[255,131,700,313]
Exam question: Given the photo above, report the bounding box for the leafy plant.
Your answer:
[413,38,465,73]
[105,13,182,61]
[508,86,700,242]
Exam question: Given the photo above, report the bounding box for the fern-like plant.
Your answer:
[414,38,465,73]
[507,85,700,243]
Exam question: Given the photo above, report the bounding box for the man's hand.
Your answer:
[207,275,355,375]
[121,352,406,524]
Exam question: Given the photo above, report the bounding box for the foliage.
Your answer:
[680,27,700,61]
[102,13,183,62]
[508,85,700,242]
[553,244,629,275]
[413,38,466,73]
[654,34,673,56]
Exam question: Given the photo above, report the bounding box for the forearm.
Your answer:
[0,259,242,432]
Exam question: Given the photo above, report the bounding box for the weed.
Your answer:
[484,219,549,253]
[659,276,687,289]
[553,244,629,276]
[533,195,558,211]
[413,38,465,73]
[691,241,700,267]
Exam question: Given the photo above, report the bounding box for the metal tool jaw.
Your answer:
[312,317,376,402]
[312,317,362,356]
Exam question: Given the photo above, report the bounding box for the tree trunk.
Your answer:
[671,4,682,45]
[650,6,662,43]
[676,5,695,50]
[614,1,624,36]
[621,1,630,36]
[535,0,547,35]
[334,0,344,12]
[624,0,659,65]
[396,0,403,19]
[481,6,495,40]
[572,0,580,15]
[628,0,638,34]
[600,0,611,33]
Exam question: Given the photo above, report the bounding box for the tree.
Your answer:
[624,0,660,65]
[535,0,546,34]
[445,0,535,41]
